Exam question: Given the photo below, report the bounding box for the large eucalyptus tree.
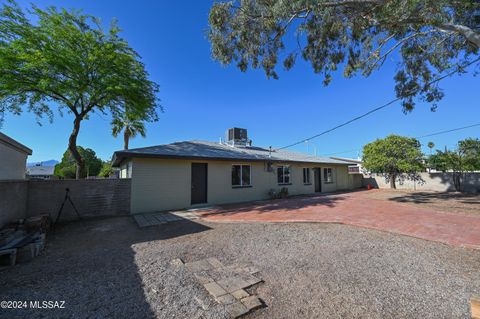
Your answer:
[208,0,480,111]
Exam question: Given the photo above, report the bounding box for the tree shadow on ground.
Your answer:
[387,191,480,205]
[0,216,211,319]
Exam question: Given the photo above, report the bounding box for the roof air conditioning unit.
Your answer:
[226,127,249,146]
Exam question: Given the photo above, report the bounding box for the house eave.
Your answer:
[112,152,356,167]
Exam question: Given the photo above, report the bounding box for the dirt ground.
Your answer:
[366,189,480,216]
[1,217,479,319]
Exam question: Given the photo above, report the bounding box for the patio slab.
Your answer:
[196,190,480,249]
[133,210,200,227]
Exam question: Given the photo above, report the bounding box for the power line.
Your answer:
[321,122,480,156]
[276,57,480,151]
[416,123,480,139]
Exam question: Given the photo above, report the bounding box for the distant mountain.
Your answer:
[27,159,59,167]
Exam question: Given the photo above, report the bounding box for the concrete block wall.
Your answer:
[363,172,480,193]
[0,180,28,227]
[0,179,131,227]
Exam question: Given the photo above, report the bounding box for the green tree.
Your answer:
[425,138,479,191]
[54,147,103,179]
[99,161,114,178]
[429,149,463,190]
[111,110,146,150]
[458,138,480,171]
[208,1,479,111]
[362,135,424,189]
[0,1,160,178]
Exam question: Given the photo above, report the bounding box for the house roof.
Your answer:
[26,165,55,176]
[0,132,32,155]
[112,140,358,166]
[330,157,363,164]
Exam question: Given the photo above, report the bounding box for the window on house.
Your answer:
[277,165,291,184]
[324,167,333,183]
[124,161,132,178]
[303,168,311,184]
[232,165,251,187]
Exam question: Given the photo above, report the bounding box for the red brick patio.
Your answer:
[197,190,480,249]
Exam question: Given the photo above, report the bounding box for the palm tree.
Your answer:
[111,113,146,150]
[427,141,435,155]
[427,141,435,172]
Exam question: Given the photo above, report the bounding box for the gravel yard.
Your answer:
[1,216,479,319]
[366,189,480,216]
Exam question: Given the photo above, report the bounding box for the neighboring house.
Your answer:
[0,132,32,180]
[26,164,56,180]
[331,157,363,174]
[112,128,362,214]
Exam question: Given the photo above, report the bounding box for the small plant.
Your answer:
[279,187,289,198]
[268,189,278,200]
[268,188,289,199]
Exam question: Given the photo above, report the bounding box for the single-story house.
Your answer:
[112,128,362,214]
[0,132,32,180]
[331,157,363,174]
[26,164,56,180]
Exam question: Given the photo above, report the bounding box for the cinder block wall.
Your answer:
[0,180,28,227]
[27,179,131,221]
[363,172,480,193]
[0,179,131,227]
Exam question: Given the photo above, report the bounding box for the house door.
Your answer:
[314,168,322,193]
[191,163,208,204]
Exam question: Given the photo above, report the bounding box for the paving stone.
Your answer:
[225,301,249,318]
[194,273,214,284]
[153,214,167,223]
[206,257,224,269]
[203,282,227,298]
[231,289,249,300]
[216,277,250,293]
[215,293,237,305]
[185,259,214,272]
[243,274,262,286]
[241,296,262,311]
[133,214,149,227]
[244,266,260,275]
[194,296,211,310]
[144,214,160,226]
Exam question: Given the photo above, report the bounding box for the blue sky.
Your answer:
[2,0,479,162]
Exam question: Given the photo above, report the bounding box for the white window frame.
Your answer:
[323,167,333,184]
[303,168,311,185]
[277,165,291,185]
[231,164,252,187]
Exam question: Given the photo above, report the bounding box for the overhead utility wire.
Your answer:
[323,122,480,156]
[416,123,480,139]
[276,57,480,151]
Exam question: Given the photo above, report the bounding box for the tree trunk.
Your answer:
[124,130,130,150]
[68,116,85,179]
[389,174,396,189]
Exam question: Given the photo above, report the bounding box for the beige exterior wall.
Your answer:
[128,158,361,214]
[0,141,29,180]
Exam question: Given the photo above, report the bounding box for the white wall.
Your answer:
[0,141,29,180]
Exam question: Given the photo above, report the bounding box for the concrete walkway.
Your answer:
[197,190,480,249]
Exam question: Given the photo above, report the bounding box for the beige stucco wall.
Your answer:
[129,158,360,214]
[0,141,29,180]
